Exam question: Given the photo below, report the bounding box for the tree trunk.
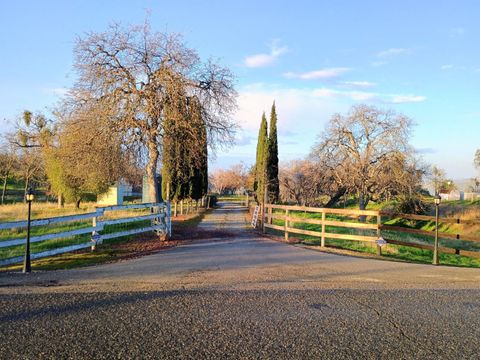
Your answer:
[325,187,347,208]
[146,141,160,203]
[75,198,81,209]
[358,193,369,222]
[57,193,64,208]
[1,175,7,205]
[24,179,29,203]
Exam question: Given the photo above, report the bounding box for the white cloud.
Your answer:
[311,87,426,104]
[389,94,426,104]
[340,81,377,88]
[377,48,409,58]
[244,42,288,68]
[441,64,454,70]
[283,67,351,80]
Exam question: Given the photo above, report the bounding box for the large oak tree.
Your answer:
[70,22,237,202]
[311,104,420,210]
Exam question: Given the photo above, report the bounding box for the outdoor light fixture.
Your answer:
[23,188,34,273]
[25,189,34,202]
[433,194,441,265]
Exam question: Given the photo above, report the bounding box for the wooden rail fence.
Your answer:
[0,202,171,267]
[260,204,480,259]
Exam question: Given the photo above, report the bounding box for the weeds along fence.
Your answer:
[0,202,171,267]
[261,204,480,260]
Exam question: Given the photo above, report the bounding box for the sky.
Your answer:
[0,0,479,179]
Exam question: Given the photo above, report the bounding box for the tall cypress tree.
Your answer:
[254,113,268,203]
[267,102,280,203]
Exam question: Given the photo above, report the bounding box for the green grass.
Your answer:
[216,194,246,201]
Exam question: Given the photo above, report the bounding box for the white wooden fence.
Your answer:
[0,202,171,267]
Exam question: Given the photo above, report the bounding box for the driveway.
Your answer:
[1,201,479,359]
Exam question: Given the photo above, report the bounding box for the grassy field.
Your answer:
[266,204,480,268]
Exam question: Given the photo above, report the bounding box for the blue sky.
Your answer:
[0,0,479,178]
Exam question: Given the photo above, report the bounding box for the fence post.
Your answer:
[376,213,382,256]
[285,209,289,241]
[91,208,104,251]
[166,202,172,238]
[321,210,326,247]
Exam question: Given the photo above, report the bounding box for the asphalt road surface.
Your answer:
[1,202,480,359]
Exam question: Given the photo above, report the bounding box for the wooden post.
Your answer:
[285,209,289,241]
[321,210,326,247]
[180,200,184,215]
[262,183,267,233]
[376,213,382,256]
[174,202,178,217]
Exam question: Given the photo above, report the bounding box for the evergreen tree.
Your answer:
[162,96,208,202]
[266,102,280,203]
[188,98,208,201]
[254,113,268,203]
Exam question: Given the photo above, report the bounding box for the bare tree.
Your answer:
[210,163,247,195]
[70,21,237,202]
[429,166,446,194]
[279,160,323,206]
[16,149,45,200]
[311,104,417,210]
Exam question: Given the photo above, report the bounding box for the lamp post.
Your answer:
[23,188,34,273]
[433,194,441,265]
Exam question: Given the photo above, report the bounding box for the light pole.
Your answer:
[433,194,441,265]
[23,188,34,273]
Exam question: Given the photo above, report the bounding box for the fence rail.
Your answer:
[0,202,171,267]
[260,203,480,260]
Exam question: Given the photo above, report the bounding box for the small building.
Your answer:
[97,181,134,206]
[439,190,464,201]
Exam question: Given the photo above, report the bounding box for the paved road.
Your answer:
[1,202,480,359]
